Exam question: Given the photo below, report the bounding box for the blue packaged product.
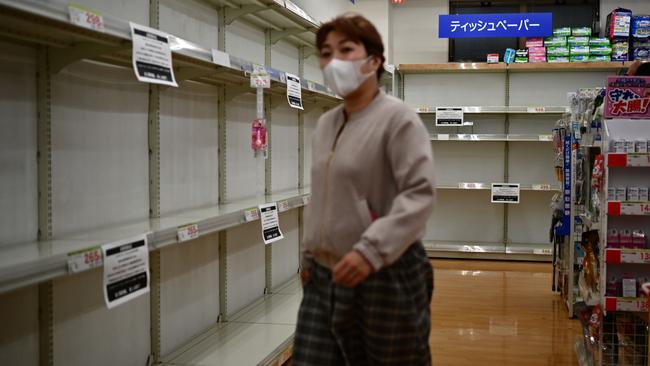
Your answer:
[632,15,650,38]
[504,48,516,64]
[633,47,650,60]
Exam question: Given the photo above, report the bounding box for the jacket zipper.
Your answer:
[319,116,348,249]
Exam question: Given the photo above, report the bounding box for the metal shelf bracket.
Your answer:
[49,42,129,74]
[270,27,308,44]
[225,5,265,25]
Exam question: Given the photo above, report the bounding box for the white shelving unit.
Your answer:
[399,62,628,260]
[0,1,363,365]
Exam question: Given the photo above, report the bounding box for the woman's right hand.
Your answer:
[300,267,310,287]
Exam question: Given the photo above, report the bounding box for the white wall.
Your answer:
[391,0,448,64]
[600,0,650,35]
[352,0,391,63]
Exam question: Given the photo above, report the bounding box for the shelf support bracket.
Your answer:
[49,42,129,74]
[300,45,318,60]
[270,28,308,44]
[225,5,265,25]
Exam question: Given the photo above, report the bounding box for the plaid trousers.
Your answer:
[293,242,434,366]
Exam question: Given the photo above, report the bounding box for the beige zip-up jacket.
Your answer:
[302,91,436,271]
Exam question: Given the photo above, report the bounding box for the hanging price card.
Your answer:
[491,183,521,203]
[102,235,149,309]
[67,247,103,273]
[177,223,199,243]
[259,203,284,245]
[250,65,271,88]
[68,4,104,32]
[244,208,260,222]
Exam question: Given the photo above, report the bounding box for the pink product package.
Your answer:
[529,55,547,63]
[608,229,620,248]
[528,47,547,55]
[526,38,544,48]
[633,230,647,249]
[620,229,633,249]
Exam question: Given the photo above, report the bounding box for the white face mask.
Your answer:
[322,57,374,97]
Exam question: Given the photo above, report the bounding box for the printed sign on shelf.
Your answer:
[177,223,199,243]
[491,183,520,203]
[130,23,177,87]
[439,13,552,38]
[68,4,104,31]
[244,208,260,222]
[211,49,231,68]
[628,154,650,167]
[67,247,103,274]
[102,235,150,309]
[437,134,450,141]
[533,248,553,255]
[538,135,553,141]
[605,76,650,119]
[278,200,290,213]
[621,250,650,263]
[259,203,284,245]
[286,73,304,110]
[532,184,552,191]
[435,107,464,126]
[621,202,650,215]
[250,64,271,89]
[527,106,546,113]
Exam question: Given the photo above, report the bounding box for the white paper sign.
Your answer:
[67,247,103,273]
[102,235,150,309]
[68,4,104,31]
[286,72,304,110]
[437,134,450,141]
[130,23,177,87]
[491,183,520,203]
[259,203,284,245]
[250,64,271,88]
[211,49,231,68]
[177,223,199,242]
[436,107,464,126]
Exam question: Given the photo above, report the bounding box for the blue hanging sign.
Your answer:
[439,13,553,38]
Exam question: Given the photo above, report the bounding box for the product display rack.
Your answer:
[0,0,354,365]
[398,62,626,260]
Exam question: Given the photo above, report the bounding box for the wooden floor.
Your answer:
[430,259,581,366]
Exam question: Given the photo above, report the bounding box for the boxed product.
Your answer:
[613,139,626,152]
[548,56,570,63]
[608,228,620,248]
[612,40,630,61]
[590,46,613,55]
[487,53,499,63]
[526,37,544,48]
[514,57,528,63]
[632,15,650,38]
[626,140,635,153]
[632,40,650,60]
[547,46,570,57]
[622,277,637,297]
[571,55,590,62]
[616,186,627,201]
[632,230,647,248]
[573,27,592,36]
[554,27,572,37]
[569,36,590,46]
[628,186,640,201]
[607,8,633,38]
[504,48,516,64]
[571,46,590,56]
[608,187,616,201]
[590,37,611,46]
[637,139,649,152]
[528,47,546,55]
[640,187,649,201]
[621,229,633,248]
[590,55,612,62]
[545,37,567,47]
[529,55,547,63]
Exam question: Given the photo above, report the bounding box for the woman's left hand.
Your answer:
[333,250,373,288]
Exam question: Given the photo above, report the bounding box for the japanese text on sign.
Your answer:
[605,77,650,119]
[439,13,552,38]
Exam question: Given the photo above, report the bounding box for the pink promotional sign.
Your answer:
[605,76,650,119]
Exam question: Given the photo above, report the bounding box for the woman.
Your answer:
[293,14,436,366]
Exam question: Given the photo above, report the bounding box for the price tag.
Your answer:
[250,65,271,88]
[539,135,553,141]
[278,200,290,212]
[627,154,650,167]
[533,248,553,255]
[244,208,260,222]
[177,223,199,242]
[621,202,650,215]
[527,106,546,113]
[621,251,650,263]
[532,184,552,191]
[302,196,311,205]
[68,4,104,31]
[416,106,430,113]
[67,247,103,273]
[437,134,450,141]
[616,298,648,312]
[211,49,231,68]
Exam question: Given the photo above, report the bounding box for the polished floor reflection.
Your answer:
[430,260,580,366]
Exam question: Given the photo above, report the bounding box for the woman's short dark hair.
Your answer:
[316,13,386,81]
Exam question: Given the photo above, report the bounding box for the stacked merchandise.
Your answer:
[632,15,650,61]
[606,8,650,61]
[528,27,611,63]
[526,37,546,63]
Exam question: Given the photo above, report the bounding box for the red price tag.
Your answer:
[627,154,650,167]
[177,223,200,242]
[68,247,103,273]
[68,4,104,31]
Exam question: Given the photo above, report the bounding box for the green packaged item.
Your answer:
[553,27,571,37]
[589,37,611,46]
[547,46,570,57]
[548,56,570,63]
[572,27,592,36]
[570,55,590,62]
[568,36,589,46]
[545,36,567,47]
[514,57,528,63]
[589,55,611,62]
[570,46,590,56]
[589,46,613,55]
